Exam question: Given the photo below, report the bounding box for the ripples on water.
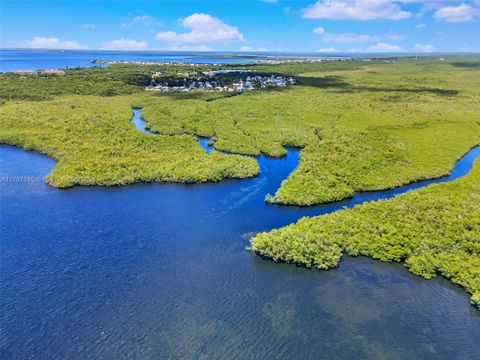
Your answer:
[0,50,268,72]
[0,110,479,359]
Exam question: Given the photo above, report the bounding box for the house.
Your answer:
[41,69,66,76]
[146,71,297,93]
[14,70,36,75]
[232,83,245,92]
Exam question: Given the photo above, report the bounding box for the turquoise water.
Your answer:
[0,49,352,72]
[0,50,271,72]
[0,111,479,358]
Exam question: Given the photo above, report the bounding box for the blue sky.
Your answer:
[1,0,479,53]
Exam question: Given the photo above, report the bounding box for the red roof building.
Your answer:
[41,69,66,75]
[14,70,37,75]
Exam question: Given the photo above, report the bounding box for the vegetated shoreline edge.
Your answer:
[0,139,478,198]
[133,106,480,209]
[268,143,480,208]
[249,151,480,310]
[2,140,479,310]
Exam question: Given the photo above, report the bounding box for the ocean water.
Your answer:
[1,119,479,358]
[0,49,352,72]
[0,50,273,72]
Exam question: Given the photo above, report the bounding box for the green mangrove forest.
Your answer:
[1,56,479,307]
[251,157,480,309]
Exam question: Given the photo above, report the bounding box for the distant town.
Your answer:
[10,66,297,93]
[146,70,297,93]
[90,56,360,67]
[13,69,66,76]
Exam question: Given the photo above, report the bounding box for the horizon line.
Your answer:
[1,48,480,55]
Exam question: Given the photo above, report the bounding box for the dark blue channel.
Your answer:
[0,110,479,359]
[132,106,480,219]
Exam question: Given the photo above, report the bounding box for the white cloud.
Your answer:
[406,1,446,13]
[303,0,411,20]
[369,42,404,51]
[122,15,161,28]
[240,46,269,51]
[82,24,95,30]
[323,33,377,43]
[155,13,244,43]
[387,33,404,40]
[133,15,161,26]
[169,45,212,51]
[313,27,376,43]
[24,36,86,49]
[399,1,446,18]
[101,38,148,50]
[262,0,278,3]
[434,3,477,23]
[397,1,445,8]
[415,43,435,52]
[416,23,427,29]
[316,47,339,52]
[313,27,326,35]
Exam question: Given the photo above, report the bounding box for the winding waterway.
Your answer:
[131,107,480,216]
[0,108,479,359]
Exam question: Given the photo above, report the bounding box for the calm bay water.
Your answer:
[0,49,351,72]
[0,50,270,72]
[1,108,479,358]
